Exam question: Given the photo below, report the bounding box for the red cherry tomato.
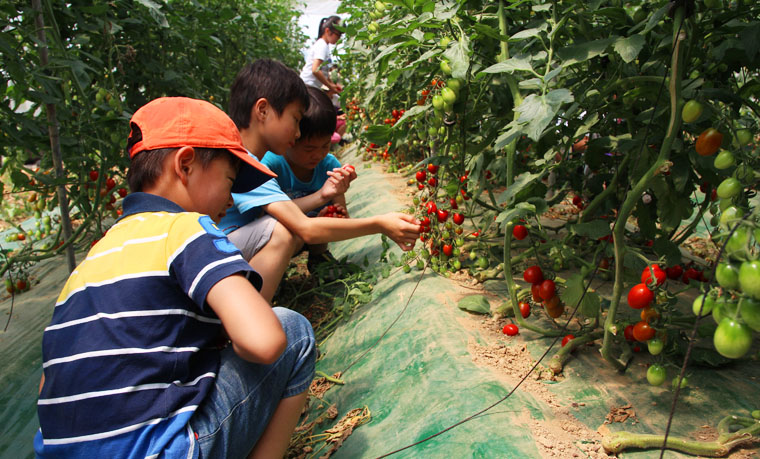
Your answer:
[531,284,542,302]
[538,279,556,301]
[623,324,635,342]
[428,177,438,187]
[641,265,666,287]
[442,244,453,257]
[436,209,449,223]
[502,323,519,336]
[627,283,654,309]
[561,334,575,347]
[632,320,656,342]
[452,213,464,225]
[512,225,528,240]
[518,301,531,318]
[427,163,439,174]
[117,187,128,198]
[666,265,683,280]
[89,170,99,181]
[426,201,437,215]
[416,170,426,182]
[695,128,723,157]
[523,265,544,285]
[105,177,116,190]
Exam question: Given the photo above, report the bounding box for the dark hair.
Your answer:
[228,59,310,130]
[318,16,341,39]
[126,124,240,192]
[299,87,337,141]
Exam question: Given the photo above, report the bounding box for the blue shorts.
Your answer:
[189,307,316,458]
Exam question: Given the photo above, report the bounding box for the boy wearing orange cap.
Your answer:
[35,97,315,458]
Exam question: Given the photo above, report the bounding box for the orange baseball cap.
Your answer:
[127,97,276,192]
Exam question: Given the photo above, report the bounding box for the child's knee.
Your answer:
[272,307,316,362]
[271,222,304,254]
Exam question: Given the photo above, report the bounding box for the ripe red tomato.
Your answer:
[695,128,723,156]
[512,225,528,240]
[427,163,439,174]
[416,170,426,182]
[426,201,437,215]
[502,323,519,336]
[623,324,635,342]
[117,187,128,198]
[428,177,438,187]
[572,195,583,207]
[627,283,654,309]
[436,209,449,223]
[531,284,542,302]
[641,265,666,287]
[452,213,464,225]
[105,177,115,190]
[561,334,575,347]
[449,198,458,209]
[442,244,453,257]
[17,233,26,241]
[343,164,355,173]
[518,301,531,318]
[89,170,99,181]
[640,306,660,323]
[666,265,683,280]
[538,279,556,301]
[523,265,544,284]
[632,320,656,342]
[16,279,27,291]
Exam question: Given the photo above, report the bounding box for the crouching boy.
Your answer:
[35,97,315,458]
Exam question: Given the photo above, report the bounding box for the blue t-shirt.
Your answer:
[261,152,341,201]
[218,177,290,235]
[35,193,257,459]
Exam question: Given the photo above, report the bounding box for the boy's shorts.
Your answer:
[189,307,316,458]
[226,214,278,261]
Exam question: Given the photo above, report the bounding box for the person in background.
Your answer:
[300,15,343,97]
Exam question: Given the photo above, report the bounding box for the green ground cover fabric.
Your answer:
[1,145,758,458]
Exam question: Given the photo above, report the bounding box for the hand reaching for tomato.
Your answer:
[379,212,421,251]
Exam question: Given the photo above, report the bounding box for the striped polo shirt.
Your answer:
[35,193,256,458]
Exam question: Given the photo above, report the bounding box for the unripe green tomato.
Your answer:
[719,206,744,228]
[713,150,735,169]
[718,198,734,212]
[447,79,462,92]
[432,95,444,111]
[368,22,379,33]
[734,128,752,146]
[671,376,688,390]
[440,60,452,75]
[469,251,478,261]
[716,177,741,199]
[453,248,461,257]
[681,100,703,123]
[715,261,741,290]
[647,338,664,355]
[646,364,667,386]
[725,226,750,259]
[712,297,738,324]
[439,37,451,48]
[713,318,752,359]
[375,1,386,13]
[710,214,720,227]
[739,260,760,300]
[441,87,457,104]
[416,259,425,270]
[403,264,412,273]
[438,126,446,136]
[733,164,755,185]
[428,126,437,137]
[692,293,715,316]
[369,11,378,20]
[738,297,760,332]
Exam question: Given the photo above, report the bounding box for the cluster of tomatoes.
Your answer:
[4,277,29,295]
[346,98,363,122]
[383,108,405,126]
[364,142,394,162]
[625,265,666,344]
[525,265,564,319]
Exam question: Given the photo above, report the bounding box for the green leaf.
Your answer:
[496,171,542,206]
[480,55,533,74]
[516,89,574,141]
[393,104,428,126]
[613,34,645,63]
[134,0,169,27]
[570,220,611,239]
[510,24,548,41]
[560,274,601,319]
[364,125,392,145]
[457,295,492,315]
[653,238,682,267]
[443,35,470,79]
[372,42,405,63]
[494,122,522,150]
[557,37,615,66]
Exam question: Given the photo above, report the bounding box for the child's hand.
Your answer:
[341,165,358,183]
[320,169,352,201]
[380,212,420,251]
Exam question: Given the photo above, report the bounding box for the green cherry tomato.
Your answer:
[719,206,745,228]
[713,318,753,359]
[739,297,760,332]
[439,36,451,48]
[716,177,742,199]
[725,226,750,259]
[671,376,688,390]
[681,100,703,123]
[440,60,452,75]
[441,87,457,104]
[712,297,738,325]
[734,164,755,185]
[447,78,462,92]
[432,95,444,111]
[646,364,667,386]
[753,410,760,420]
[403,264,412,273]
[647,338,664,356]
[693,293,715,316]
[713,150,735,170]
[735,129,752,146]
[716,261,741,290]
[739,261,760,300]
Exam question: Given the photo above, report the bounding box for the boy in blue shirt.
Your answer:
[35,97,316,458]
[261,87,351,269]
[221,59,420,302]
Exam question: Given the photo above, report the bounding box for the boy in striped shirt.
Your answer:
[35,97,316,458]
